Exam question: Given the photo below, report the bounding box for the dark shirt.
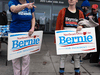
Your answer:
[0,13,8,25]
[88,13,98,23]
[64,8,79,28]
[93,14,98,23]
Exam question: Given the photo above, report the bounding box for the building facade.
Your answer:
[0,0,100,33]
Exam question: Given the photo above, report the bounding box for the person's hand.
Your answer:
[35,26,37,29]
[25,2,36,9]
[0,32,1,35]
[76,26,82,33]
[28,29,34,37]
[88,16,93,19]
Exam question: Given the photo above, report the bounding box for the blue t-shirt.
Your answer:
[8,0,35,32]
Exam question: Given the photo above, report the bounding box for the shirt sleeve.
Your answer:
[31,7,35,13]
[8,1,15,8]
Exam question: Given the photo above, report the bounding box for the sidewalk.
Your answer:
[0,34,100,75]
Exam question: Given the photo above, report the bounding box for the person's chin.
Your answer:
[69,4,74,6]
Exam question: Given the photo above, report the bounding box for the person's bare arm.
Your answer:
[10,2,36,13]
[76,26,83,33]
[28,12,35,36]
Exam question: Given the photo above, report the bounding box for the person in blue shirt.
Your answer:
[8,0,36,75]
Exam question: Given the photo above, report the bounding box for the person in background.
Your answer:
[0,11,8,53]
[2,11,8,25]
[81,0,90,19]
[77,0,90,19]
[55,0,84,75]
[35,20,39,31]
[85,4,100,64]
[0,11,8,25]
[8,0,36,75]
[0,41,1,53]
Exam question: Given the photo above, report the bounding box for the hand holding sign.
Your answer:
[28,30,33,37]
[76,26,83,33]
[55,28,97,55]
[8,31,43,61]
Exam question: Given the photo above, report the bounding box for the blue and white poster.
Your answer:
[55,28,97,55]
[8,31,43,61]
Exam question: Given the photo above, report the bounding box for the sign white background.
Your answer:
[55,28,97,55]
[8,31,43,61]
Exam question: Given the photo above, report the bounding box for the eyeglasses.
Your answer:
[87,7,89,9]
[92,9,96,10]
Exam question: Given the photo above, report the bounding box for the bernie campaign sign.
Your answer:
[8,31,43,61]
[55,28,97,55]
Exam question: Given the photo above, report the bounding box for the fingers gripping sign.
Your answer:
[28,30,33,37]
[28,26,35,37]
[76,26,83,33]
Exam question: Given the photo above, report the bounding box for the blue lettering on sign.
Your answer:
[59,35,93,45]
[12,38,40,50]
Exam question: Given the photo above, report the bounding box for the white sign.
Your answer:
[55,28,97,55]
[8,31,43,61]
